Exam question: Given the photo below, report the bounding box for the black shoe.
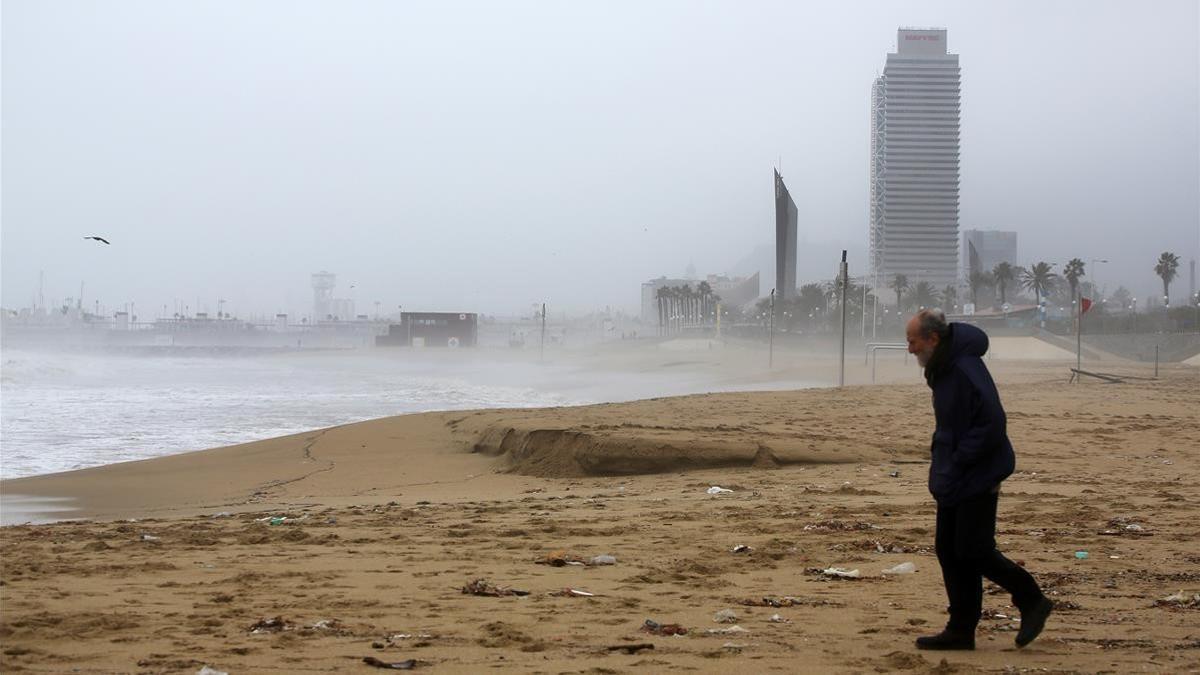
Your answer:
[1016,596,1053,648]
[915,629,975,650]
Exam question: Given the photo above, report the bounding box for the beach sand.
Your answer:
[1,358,1198,673]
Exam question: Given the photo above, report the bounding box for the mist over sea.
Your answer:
[0,346,813,480]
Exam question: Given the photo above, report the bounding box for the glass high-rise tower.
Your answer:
[869,28,961,298]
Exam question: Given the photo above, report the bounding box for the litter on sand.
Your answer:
[461,579,530,597]
[641,619,688,636]
[707,486,734,495]
[362,656,419,670]
[713,609,738,623]
[821,567,861,578]
[550,588,597,597]
[881,562,917,575]
[707,625,750,635]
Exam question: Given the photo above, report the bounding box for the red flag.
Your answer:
[1081,297,1093,314]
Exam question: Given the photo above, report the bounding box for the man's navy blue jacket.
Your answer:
[926,322,1015,506]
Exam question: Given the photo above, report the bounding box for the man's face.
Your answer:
[906,317,940,367]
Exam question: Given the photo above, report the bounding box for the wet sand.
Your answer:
[1,360,1197,673]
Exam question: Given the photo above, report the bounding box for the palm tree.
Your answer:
[968,271,992,306]
[1020,262,1058,307]
[798,283,825,324]
[697,281,714,323]
[992,262,1016,305]
[889,274,909,311]
[911,281,939,310]
[1063,258,1086,304]
[1154,251,1180,307]
[655,286,670,333]
[942,285,957,310]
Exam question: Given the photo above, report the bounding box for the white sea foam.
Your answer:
[1,347,819,481]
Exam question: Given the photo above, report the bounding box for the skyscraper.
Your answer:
[869,28,961,297]
[774,169,798,301]
[961,229,1018,279]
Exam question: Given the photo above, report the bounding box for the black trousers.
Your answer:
[935,489,1043,631]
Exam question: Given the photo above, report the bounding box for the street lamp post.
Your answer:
[1089,259,1109,300]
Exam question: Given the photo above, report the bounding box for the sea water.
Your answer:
[1,346,818,481]
[0,349,581,480]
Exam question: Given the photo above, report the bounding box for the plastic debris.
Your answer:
[589,554,617,566]
[740,596,805,608]
[713,609,738,623]
[707,625,750,635]
[550,588,597,597]
[197,667,229,675]
[210,512,232,519]
[641,619,688,636]
[362,656,419,670]
[707,486,733,495]
[1155,591,1200,608]
[248,616,292,633]
[768,613,788,623]
[139,534,159,541]
[889,471,900,478]
[731,544,752,554]
[1074,551,1089,560]
[462,579,530,597]
[882,562,917,575]
[821,567,861,578]
[269,517,286,526]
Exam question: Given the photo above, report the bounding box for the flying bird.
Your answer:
[84,236,111,245]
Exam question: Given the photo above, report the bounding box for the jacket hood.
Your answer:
[948,322,989,359]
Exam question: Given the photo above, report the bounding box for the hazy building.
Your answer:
[961,229,1018,279]
[707,272,760,308]
[869,28,961,292]
[774,170,798,300]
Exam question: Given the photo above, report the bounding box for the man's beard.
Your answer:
[916,346,935,368]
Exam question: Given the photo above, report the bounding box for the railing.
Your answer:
[865,342,908,365]
[869,344,910,383]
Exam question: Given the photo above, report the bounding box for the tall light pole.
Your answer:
[838,251,848,387]
[768,288,775,369]
[1089,259,1109,300]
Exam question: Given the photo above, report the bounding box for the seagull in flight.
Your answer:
[84,236,111,245]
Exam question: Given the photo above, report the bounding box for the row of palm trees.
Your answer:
[884,251,1185,312]
[654,281,721,333]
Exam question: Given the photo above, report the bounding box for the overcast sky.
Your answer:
[3,0,1197,318]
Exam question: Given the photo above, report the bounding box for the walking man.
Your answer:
[905,309,1053,650]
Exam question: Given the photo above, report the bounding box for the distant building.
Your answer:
[775,170,798,301]
[707,272,760,308]
[376,312,478,348]
[869,28,961,291]
[961,230,1018,280]
[311,271,355,321]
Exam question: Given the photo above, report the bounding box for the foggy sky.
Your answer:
[3,0,1198,318]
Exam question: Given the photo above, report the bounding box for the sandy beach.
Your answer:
[1,353,1198,673]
